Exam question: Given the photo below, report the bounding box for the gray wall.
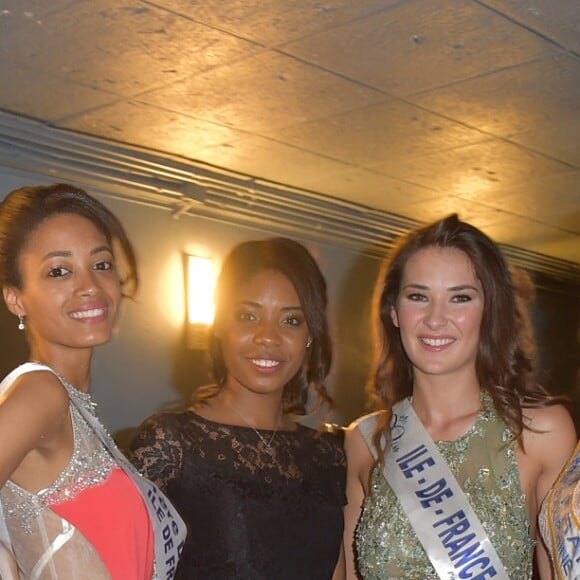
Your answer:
[0,167,377,441]
[1,167,577,442]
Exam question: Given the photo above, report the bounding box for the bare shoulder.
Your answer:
[343,420,366,455]
[521,404,577,464]
[346,410,385,434]
[0,370,72,485]
[524,403,575,431]
[344,413,383,467]
[518,403,578,522]
[1,370,70,422]
[523,404,576,442]
[12,369,68,399]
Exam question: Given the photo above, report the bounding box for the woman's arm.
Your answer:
[343,424,374,580]
[521,404,577,579]
[129,414,183,493]
[332,542,346,580]
[0,371,70,489]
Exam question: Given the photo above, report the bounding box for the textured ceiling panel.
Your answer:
[282,0,556,96]
[58,99,242,157]
[0,0,577,264]
[137,50,388,131]
[150,0,402,46]
[263,98,489,166]
[0,62,119,121]
[373,139,573,193]
[484,0,580,53]
[2,1,261,96]
[409,54,580,136]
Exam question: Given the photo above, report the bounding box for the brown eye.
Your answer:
[451,294,472,303]
[407,293,427,302]
[94,260,114,271]
[236,311,256,322]
[282,315,303,327]
[48,266,71,278]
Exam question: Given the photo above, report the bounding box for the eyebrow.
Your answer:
[238,300,304,310]
[402,283,480,292]
[449,284,480,292]
[41,245,113,261]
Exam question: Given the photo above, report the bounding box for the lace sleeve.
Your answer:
[128,414,184,493]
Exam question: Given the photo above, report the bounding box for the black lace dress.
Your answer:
[129,410,346,580]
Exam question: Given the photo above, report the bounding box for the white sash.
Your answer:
[0,363,187,580]
[0,368,25,579]
[357,399,509,580]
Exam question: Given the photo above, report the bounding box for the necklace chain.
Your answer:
[228,404,282,453]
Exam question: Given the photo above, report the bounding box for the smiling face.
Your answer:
[217,269,311,399]
[391,246,484,383]
[3,213,122,360]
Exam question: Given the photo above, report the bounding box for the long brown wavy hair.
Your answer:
[369,214,558,456]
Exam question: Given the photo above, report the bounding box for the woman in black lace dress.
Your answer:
[130,238,346,579]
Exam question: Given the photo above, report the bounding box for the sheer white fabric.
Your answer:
[0,366,114,579]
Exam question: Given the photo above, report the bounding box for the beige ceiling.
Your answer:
[0,0,579,264]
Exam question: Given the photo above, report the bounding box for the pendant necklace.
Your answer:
[229,403,283,454]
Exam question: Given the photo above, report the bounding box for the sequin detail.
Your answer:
[1,387,116,534]
[356,393,534,579]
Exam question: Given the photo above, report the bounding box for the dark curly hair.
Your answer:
[370,213,557,451]
[0,183,138,295]
[196,237,333,416]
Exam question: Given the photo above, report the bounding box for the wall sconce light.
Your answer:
[185,255,216,349]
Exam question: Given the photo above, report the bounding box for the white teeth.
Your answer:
[251,359,280,368]
[422,337,454,347]
[70,308,106,319]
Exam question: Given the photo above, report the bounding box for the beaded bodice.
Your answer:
[1,402,116,533]
[0,365,117,579]
[356,395,534,579]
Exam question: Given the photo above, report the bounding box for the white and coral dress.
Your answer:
[0,364,155,580]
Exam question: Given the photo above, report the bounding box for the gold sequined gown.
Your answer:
[355,394,535,579]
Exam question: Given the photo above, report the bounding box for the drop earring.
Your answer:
[18,314,25,331]
[306,338,312,349]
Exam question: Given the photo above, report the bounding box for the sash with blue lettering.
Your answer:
[356,399,509,580]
